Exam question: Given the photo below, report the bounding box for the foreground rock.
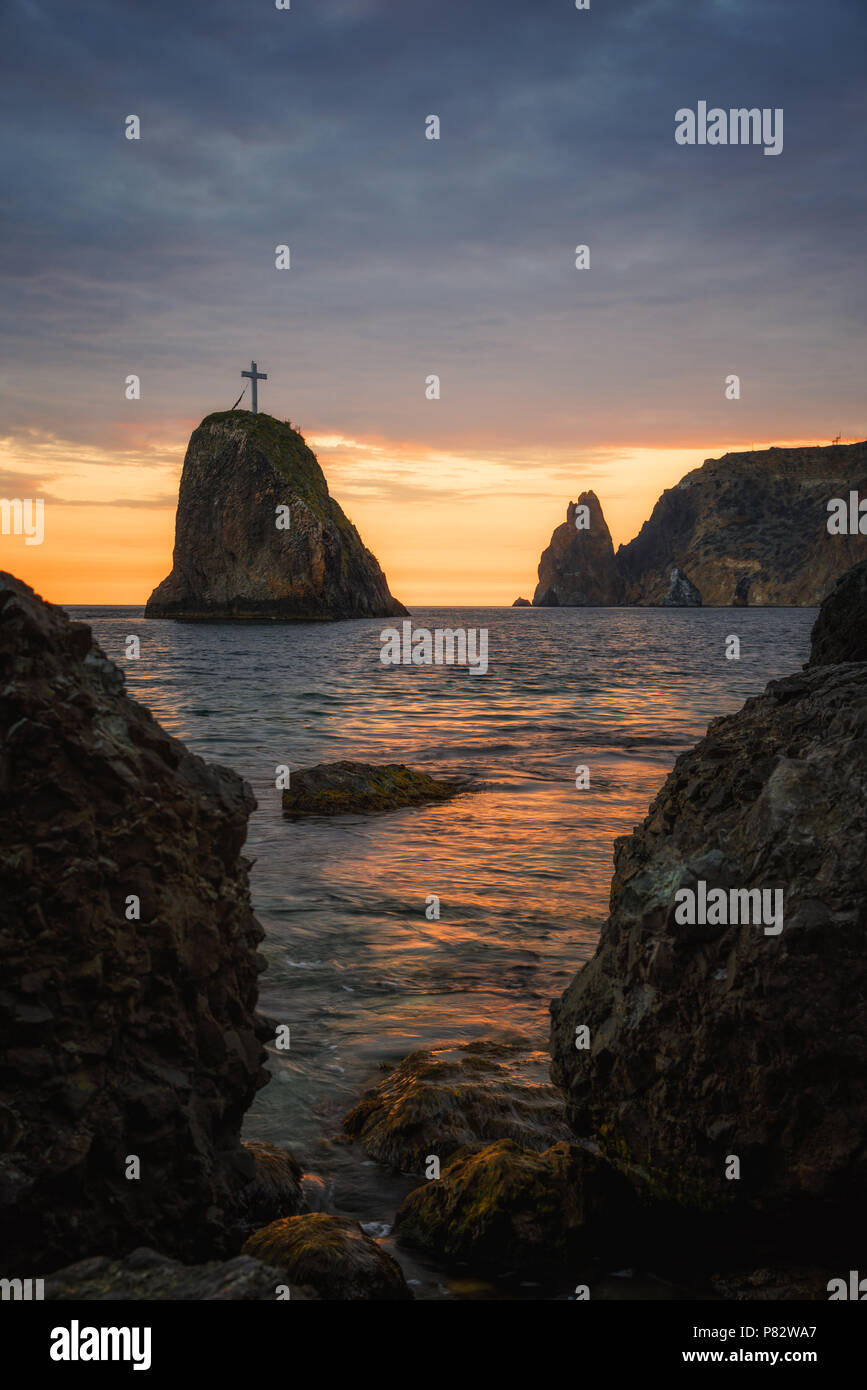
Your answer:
[806,558,867,666]
[343,1039,570,1174]
[550,575,867,1251]
[146,411,406,620]
[282,760,472,817]
[242,1213,411,1300]
[662,566,702,606]
[0,574,269,1273]
[533,493,622,606]
[44,1247,311,1300]
[234,1142,305,1234]
[394,1138,631,1271]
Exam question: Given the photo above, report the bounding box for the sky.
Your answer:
[1,0,865,604]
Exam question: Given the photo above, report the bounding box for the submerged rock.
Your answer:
[533,493,622,606]
[550,567,867,1250]
[0,574,269,1273]
[242,1213,411,1300]
[394,1138,629,1271]
[661,566,702,606]
[282,760,472,817]
[145,411,406,621]
[806,557,867,666]
[343,1039,571,1174]
[44,1247,307,1301]
[234,1142,305,1233]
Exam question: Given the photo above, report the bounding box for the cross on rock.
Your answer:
[241,360,268,414]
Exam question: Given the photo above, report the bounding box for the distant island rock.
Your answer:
[532,440,867,607]
[662,566,702,606]
[282,760,473,816]
[146,411,407,621]
[512,597,531,607]
[533,492,622,607]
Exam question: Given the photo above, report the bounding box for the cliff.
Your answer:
[532,440,867,607]
[532,492,622,606]
[549,560,867,1246]
[146,411,407,620]
[0,574,269,1273]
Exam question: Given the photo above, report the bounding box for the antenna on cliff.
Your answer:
[832,433,842,444]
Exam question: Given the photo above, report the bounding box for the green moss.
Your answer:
[597,1122,730,1213]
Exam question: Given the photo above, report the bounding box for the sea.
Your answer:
[72,604,815,1299]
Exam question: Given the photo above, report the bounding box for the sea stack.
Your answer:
[146,411,407,620]
[532,492,621,606]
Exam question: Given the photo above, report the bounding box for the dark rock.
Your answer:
[343,1039,571,1175]
[711,1266,828,1301]
[661,566,702,606]
[242,1213,412,1300]
[44,1246,310,1300]
[0,574,269,1273]
[282,760,472,817]
[550,652,867,1250]
[146,411,406,621]
[234,1142,305,1233]
[732,574,752,606]
[394,1138,630,1271]
[616,440,867,605]
[512,597,531,607]
[806,558,867,666]
[532,493,622,606]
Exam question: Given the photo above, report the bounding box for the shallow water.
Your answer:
[74,604,815,1298]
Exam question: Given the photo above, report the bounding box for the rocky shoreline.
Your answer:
[2,563,863,1299]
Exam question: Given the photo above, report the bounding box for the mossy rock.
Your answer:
[242,1213,412,1300]
[394,1138,631,1273]
[282,760,472,817]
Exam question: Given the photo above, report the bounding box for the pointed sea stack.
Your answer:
[532,492,621,606]
[146,411,407,620]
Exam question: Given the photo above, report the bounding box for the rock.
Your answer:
[661,566,702,606]
[512,597,531,607]
[806,558,867,666]
[711,1266,828,1301]
[234,1142,305,1233]
[44,1247,311,1300]
[145,411,406,620]
[282,760,472,817]
[242,1213,412,1300]
[394,1138,630,1271]
[343,1039,571,1175]
[550,617,867,1249]
[616,440,867,605]
[0,573,269,1273]
[532,493,622,606]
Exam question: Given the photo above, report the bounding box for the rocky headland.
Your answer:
[146,411,407,621]
[532,440,867,607]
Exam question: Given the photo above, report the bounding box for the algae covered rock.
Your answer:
[394,1138,628,1271]
[146,411,406,620]
[806,558,867,666]
[44,1247,306,1301]
[343,1039,570,1174]
[242,1213,411,1300]
[282,760,470,817]
[234,1141,306,1233]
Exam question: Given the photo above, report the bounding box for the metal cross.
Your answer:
[241,360,268,414]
